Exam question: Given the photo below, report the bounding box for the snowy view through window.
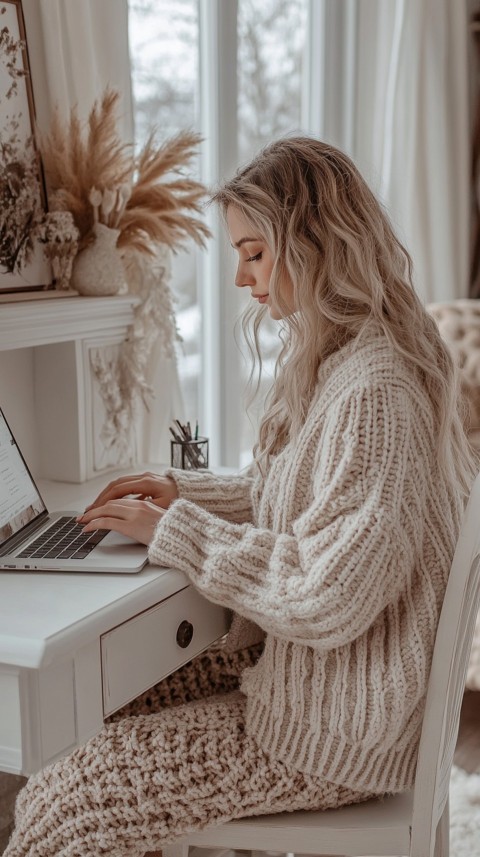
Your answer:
[128,0,307,464]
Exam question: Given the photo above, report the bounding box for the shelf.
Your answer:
[0,294,140,350]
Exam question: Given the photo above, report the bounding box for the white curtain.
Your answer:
[313,0,470,303]
[22,0,134,139]
[21,0,185,465]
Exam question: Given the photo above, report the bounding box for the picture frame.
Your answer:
[0,0,52,293]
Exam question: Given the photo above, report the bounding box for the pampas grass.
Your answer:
[39,89,132,249]
[118,129,210,254]
[38,88,211,447]
[39,87,210,254]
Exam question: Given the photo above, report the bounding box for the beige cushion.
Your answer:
[427,300,480,691]
[427,299,480,443]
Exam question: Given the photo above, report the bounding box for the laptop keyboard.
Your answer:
[17,516,108,560]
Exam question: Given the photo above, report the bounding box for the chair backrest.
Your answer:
[410,470,480,856]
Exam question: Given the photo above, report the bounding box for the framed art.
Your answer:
[0,0,52,293]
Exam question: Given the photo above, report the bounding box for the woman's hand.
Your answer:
[77,498,165,546]
[84,472,179,512]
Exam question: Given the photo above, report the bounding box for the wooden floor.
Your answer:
[0,691,479,854]
[0,774,25,855]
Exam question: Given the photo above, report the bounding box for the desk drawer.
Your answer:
[101,585,230,716]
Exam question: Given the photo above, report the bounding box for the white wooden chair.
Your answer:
[162,470,480,857]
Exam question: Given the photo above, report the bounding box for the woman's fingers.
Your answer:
[84,473,165,511]
[77,499,165,546]
[84,477,142,510]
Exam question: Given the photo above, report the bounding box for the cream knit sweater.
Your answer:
[148,333,463,795]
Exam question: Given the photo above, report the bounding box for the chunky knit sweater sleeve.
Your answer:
[149,380,417,650]
[163,466,254,524]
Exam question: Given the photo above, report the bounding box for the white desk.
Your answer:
[0,472,230,775]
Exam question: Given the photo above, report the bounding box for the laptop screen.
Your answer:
[0,410,46,547]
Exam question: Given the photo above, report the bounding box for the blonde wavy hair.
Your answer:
[212,136,476,493]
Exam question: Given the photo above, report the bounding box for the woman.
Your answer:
[5,136,476,857]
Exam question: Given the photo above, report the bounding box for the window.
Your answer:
[128,0,201,434]
[236,0,308,465]
[238,0,307,164]
[128,0,308,467]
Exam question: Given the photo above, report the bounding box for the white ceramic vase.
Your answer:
[71,222,126,296]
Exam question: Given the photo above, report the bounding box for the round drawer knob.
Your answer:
[176,619,194,648]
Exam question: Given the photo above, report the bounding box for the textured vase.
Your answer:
[71,223,126,296]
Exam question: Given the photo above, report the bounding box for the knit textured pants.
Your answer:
[4,644,370,857]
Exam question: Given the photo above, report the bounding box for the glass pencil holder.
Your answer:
[170,437,209,470]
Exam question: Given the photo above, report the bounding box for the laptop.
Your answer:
[0,408,148,573]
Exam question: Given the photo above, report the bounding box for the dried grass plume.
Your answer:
[39,87,211,253]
